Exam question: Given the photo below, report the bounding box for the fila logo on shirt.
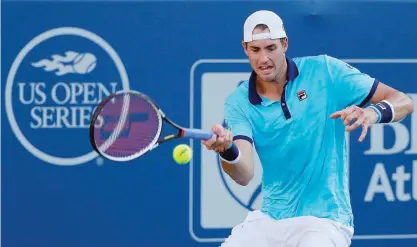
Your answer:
[297,90,307,101]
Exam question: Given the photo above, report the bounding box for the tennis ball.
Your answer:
[173,144,192,165]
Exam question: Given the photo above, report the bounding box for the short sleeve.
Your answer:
[325,55,379,108]
[224,102,253,144]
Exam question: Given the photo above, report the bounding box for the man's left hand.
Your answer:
[330,105,379,142]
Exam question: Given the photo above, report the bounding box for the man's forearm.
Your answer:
[384,91,414,122]
[219,140,254,186]
[221,159,253,186]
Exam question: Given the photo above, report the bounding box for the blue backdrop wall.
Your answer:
[2,0,417,247]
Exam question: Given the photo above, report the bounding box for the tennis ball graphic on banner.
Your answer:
[73,52,97,74]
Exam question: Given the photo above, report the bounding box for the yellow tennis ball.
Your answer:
[173,144,192,165]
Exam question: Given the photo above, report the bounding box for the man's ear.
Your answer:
[281,37,288,53]
[242,41,249,56]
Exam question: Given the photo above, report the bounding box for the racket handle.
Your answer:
[182,128,214,140]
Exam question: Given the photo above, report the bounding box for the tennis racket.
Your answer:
[89,90,214,162]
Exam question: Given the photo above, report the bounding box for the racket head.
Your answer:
[89,90,163,162]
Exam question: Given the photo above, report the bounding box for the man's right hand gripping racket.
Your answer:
[89,90,214,162]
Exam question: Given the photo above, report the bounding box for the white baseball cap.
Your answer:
[243,10,287,42]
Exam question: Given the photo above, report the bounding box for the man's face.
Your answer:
[242,28,288,82]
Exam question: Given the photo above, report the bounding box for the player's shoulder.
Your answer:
[224,80,250,107]
[292,54,353,80]
[292,54,335,69]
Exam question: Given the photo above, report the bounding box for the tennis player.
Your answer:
[202,10,414,247]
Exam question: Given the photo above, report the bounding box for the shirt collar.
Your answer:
[248,56,299,105]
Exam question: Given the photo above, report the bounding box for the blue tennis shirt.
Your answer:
[224,55,378,227]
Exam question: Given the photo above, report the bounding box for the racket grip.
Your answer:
[182,128,214,140]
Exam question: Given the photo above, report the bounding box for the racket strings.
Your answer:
[92,92,162,161]
[98,93,131,153]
